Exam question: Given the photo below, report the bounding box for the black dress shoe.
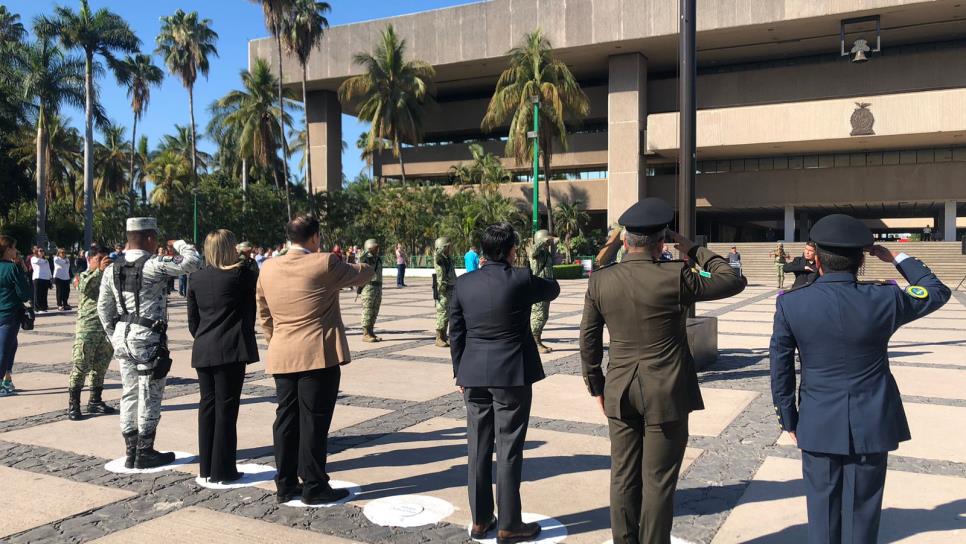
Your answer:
[470,516,498,539]
[211,472,243,485]
[277,484,304,504]
[301,486,349,505]
[497,522,541,544]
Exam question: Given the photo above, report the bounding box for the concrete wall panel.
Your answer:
[564,0,595,47]
[436,7,463,66]
[460,3,489,60]
[484,0,514,57]
[593,0,622,43]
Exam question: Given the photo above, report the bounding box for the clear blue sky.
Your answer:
[7,0,481,183]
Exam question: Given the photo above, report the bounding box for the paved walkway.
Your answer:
[1,278,963,543]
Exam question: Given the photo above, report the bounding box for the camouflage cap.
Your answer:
[126,217,157,232]
[364,238,379,251]
[236,241,253,251]
[434,237,451,251]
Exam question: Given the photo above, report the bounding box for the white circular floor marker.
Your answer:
[194,464,276,489]
[282,480,361,508]
[104,451,195,474]
[363,495,455,527]
[470,513,566,544]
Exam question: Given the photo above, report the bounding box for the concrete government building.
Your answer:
[250,0,966,243]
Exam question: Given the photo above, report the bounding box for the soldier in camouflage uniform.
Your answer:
[529,229,556,353]
[359,239,383,342]
[433,237,457,347]
[67,245,115,421]
[98,218,201,469]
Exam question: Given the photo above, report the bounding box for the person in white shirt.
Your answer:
[53,249,72,311]
[30,248,52,312]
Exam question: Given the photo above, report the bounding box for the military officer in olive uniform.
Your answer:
[359,238,383,342]
[237,241,259,274]
[529,229,556,353]
[67,244,115,421]
[98,217,201,469]
[580,198,746,544]
[433,237,457,348]
[770,214,950,544]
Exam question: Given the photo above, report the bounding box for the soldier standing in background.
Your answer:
[433,237,456,348]
[237,241,260,274]
[98,217,201,469]
[529,229,556,353]
[359,239,383,343]
[66,244,115,421]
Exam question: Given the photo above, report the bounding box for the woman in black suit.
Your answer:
[188,229,259,484]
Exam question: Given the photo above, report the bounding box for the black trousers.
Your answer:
[54,278,70,308]
[802,450,888,544]
[608,376,689,544]
[397,264,406,286]
[273,365,341,499]
[464,385,533,531]
[33,279,50,311]
[196,362,247,480]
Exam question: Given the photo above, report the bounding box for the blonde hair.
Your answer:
[204,229,241,270]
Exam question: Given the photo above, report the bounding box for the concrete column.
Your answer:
[607,53,647,224]
[944,200,957,242]
[784,205,795,242]
[305,90,342,193]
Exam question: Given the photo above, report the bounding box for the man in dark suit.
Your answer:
[580,198,746,544]
[770,214,950,544]
[449,222,560,544]
[782,240,818,290]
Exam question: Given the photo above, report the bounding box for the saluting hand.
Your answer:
[868,245,897,264]
[669,231,694,255]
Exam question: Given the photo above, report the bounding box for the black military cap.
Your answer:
[810,214,873,254]
[618,197,675,235]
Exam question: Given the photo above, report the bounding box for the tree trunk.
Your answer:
[83,54,94,249]
[129,112,138,214]
[275,30,291,220]
[35,106,47,247]
[396,131,407,185]
[301,64,313,196]
[188,83,198,183]
[241,158,248,192]
[542,135,554,235]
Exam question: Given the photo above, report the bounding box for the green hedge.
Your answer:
[553,264,585,280]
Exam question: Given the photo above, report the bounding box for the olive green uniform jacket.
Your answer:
[579,246,747,422]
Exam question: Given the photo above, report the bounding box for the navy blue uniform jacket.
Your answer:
[450,261,560,387]
[770,256,950,454]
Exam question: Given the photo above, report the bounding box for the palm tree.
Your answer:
[94,123,130,197]
[158,124,212,171]
[133,135,150,205]
[11,113,83,205]
[39,0,139,248]
[282,0,330,196]
[114,53,163,211]
[156,9,218,185]
[208,58,297,190]
[0,6,25,52]
[15,32,86,245]
[553,199,588,262]
[339,25,436,185]
[146,149,191,206]
[482,29,589,235]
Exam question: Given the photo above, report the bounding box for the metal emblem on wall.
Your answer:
[850,102,875,136]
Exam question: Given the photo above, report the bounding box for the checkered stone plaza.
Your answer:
[1,279,964,543]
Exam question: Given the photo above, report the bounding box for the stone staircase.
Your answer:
[707,242,966,288]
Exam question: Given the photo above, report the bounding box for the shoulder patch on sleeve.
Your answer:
[905,285,929,299]
[699,270,712,278]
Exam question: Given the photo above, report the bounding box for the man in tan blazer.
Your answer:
[256,214,373,505]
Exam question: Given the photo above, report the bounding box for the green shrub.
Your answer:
[553,263,584,279]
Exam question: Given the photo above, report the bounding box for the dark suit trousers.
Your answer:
[464,386,533,531]
[273,366,341,499]
[802,450,888,544]
[607,376,689,544]
[196,362,246,480]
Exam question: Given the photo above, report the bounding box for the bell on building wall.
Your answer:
[851,39,871,63]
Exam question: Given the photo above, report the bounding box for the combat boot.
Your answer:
[86,386,115,414]
[534,336,553,354]
[122,430,139,469]
[435,329,449,348]
[67,388,83,421]
[134,432,176,469]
